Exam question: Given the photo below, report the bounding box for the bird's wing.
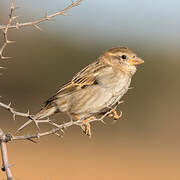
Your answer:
[44,61,107,105]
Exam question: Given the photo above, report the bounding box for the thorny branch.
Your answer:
[0,0,15,60]
[0,0,123,179]
[0,101,32,120]
[0,98,122,180]
[0,106,116,180]
[4,110,113,143]
[0,129,13,180]
[0,101,52,132]
[0,0,83,59]
[0,0,84,179]
[0,100,122,134]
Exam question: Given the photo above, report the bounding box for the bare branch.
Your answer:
[0,0,15,59]
[0,129,13,180]
[0,0,83,59]
[0,113,113,180]
[0,101,52,131]
[4,111,112,143]
[0,98,123,133]
[0,101,32,119]
[0,110,111,180]
[0,0,83,31]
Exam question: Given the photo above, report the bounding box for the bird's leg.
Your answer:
[73,114,81,121]
[73,114,94,138]
[106,101,123,120]
[81,118,92,138]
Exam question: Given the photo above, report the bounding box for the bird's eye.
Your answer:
[121,55,127,60]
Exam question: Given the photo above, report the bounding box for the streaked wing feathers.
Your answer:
[45,61,107,105]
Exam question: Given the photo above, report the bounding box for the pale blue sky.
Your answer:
[2,0,180,49]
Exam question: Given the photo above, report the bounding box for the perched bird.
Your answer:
[34,47,144,136]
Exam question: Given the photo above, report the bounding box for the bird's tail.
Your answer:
[34,105,58,120]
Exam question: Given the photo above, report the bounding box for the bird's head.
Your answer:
[100,47,144,75]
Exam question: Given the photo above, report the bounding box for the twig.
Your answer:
[0,0,15,59]
[0,0,83,59]
[4,110,112,143]
[0,110,115,180]
[0,101,52,132]
[0,129,13,180]
[0,98,123,133]
[0,111,110,180]
[0,101,32,120]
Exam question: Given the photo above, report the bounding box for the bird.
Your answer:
[29,47,144,137]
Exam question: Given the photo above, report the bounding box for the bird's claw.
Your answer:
[80,117,95,138]
[108,109,122,120]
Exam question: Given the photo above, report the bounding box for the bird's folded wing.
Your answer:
[44,61,107,105]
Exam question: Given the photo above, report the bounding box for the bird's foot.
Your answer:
[108,109,122,120]
[81,118,92,138]
[73,114,93,138]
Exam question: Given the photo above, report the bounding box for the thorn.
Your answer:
[120,111,123,117]
[47,117,50,122]
[113,100,124,110]
[118,100,124,104]
[49,121,60,127]
[12,16,18,20]
[33,119,40,130]
[62,121,67,130]
[33,24,42,31]
[63,123,67,130]
[1,56,12,60]
[36,133,40,139]
[8,102,11,107]
[74,3,81,7]
[0,66,6,69]
[7,40,16,44]
[27,138,37,143]
[16,119,33,132]
[13,114,16,121]
[15,22,20,30]
[26,109,30,116]
[100,119,106,124]
[62,12,70,16]
[54,133,61,137]
[60,128,65,134]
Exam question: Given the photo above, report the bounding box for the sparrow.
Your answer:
[34,47,144,137]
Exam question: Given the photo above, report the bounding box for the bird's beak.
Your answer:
[128,57,144,66]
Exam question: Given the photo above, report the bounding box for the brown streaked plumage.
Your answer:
[35,47,144,137]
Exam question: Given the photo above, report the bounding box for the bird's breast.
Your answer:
[106,74,131,106]
[112,74,131,96]
[98,70,131,96]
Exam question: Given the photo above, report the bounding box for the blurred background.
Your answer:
[0,0,180,179]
